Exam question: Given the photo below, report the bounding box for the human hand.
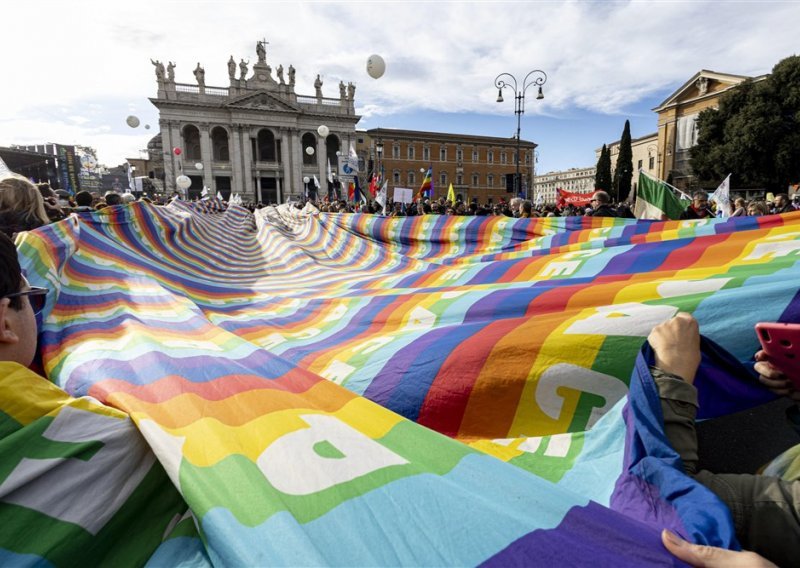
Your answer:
[754,350,800,402]
[647,312,701,385]
[661,529,776,567]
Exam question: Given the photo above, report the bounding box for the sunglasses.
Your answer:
[4,286,48,316]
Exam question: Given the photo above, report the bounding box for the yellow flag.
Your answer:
[447,182,456,202]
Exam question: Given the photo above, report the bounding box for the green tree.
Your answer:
[595,144,612,193]
[691,55,800,192]
[613,120,633,202]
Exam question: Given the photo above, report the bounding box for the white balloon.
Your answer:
[126,115,140,128]
[317,125,330,138]
[305,146,315,155]
[176,175,192,190]
[366,54,386,79]
[195,162,204,170]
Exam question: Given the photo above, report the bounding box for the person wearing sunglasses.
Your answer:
[0,232,47,368]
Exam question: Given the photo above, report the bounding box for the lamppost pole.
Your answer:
[495,70,547,201]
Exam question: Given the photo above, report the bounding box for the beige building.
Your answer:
[357,128,536,203]
[652,70,765,189]
[150,41,360,201]
[596,132,658,196]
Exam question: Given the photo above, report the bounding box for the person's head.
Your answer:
[75,191,93,207]
[774,193,789,209]
[591,191,611,207]
[521,201,532,217]
[734,197,746,209]
[0,232,45,367]
[104,192,123,206]
[0,175,50,228]
[747,201,769,216]
[692,190,709,209]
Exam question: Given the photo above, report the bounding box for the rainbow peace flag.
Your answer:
[418,166,433,199]
[5,202,800,565]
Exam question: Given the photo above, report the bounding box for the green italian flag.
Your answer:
[634,171,690,220]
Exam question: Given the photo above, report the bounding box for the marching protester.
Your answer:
[679,190,713,220]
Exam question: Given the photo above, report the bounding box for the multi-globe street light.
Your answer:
[494,70,547,200]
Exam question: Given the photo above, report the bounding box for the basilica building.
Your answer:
[150,41,360,201]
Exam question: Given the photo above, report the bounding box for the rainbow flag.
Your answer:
[7,202,800,565]
[418,166,433,199]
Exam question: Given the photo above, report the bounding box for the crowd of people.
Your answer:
[2,172,798,240]
[0,171,798,565]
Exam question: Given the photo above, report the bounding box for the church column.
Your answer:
[199,123,213,189]
[290,129,302,197]
[276,177,282,203]
[230,124,244,197]
[281,128,291,199]
[170,121,183,191]
[317,133,326,191]
[242,127,254,197]
[161,120,176,193]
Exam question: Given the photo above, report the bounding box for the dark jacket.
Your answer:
[589,204,617,218]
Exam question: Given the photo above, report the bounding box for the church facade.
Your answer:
[149,41,361,202]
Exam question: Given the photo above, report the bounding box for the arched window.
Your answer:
[487,174,494,186]
[471,173,479,186]
[182,125,201,160]
[393,171,400,184]
[257,129,277,162]
[408,171,416,185]
[302,132,317,166]
[211,126,229,162]
[326,134,340,170]
[440,172,447,186]
[456,174,463,185]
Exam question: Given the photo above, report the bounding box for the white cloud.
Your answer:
[1,1,797,167]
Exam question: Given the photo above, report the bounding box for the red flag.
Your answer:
[368,174,378,197]
[348,181,355,201]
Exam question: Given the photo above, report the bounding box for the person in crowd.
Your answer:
[731,197,747,217]
[772,193,794,214]
[520,201,533,219]
[680,190,713,220]
[0,175,51,238]
[747,201,770,216]
[104,192,123,207]
[73,191,95,213]
[36,183,67,222]
[588,191,617,217]
[648,313,799,567]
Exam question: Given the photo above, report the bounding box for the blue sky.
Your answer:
[1,1,797,175]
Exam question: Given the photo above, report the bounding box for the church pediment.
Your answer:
[653,70,762,112]
[226,91,299,112]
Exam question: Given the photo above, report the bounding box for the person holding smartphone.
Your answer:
[648,314,799,567]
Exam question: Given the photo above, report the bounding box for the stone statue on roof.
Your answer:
[314,74,323,98]
[150,59,165,81]
[167,61,175,82]
[239,59,249,81]
[228,56,236,80]
[256,41,266,64]
[194,63,205,87]
[277,64,285,85]
[288,65,295,87]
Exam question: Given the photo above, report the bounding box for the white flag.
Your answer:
[201,186,209,197]
[345,143,359,175]
[217,191,223,200]
[327,158,334,184]
[375,180,388,215]
[709,174,732,218]
[535,193,543,206]
[0,155,11,177]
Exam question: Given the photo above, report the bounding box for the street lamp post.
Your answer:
[375,140,384,182]
[303,176,310,201]
[494,70,547,201]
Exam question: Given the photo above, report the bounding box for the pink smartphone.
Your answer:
[755,322,800,388]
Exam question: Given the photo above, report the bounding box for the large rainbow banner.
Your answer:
[3,201,799,565]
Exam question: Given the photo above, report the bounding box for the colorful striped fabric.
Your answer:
[8,202,800,565]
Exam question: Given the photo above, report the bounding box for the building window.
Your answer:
[487,150,494,164]
[637,159,643,170]
[407,145,415,160]
[357,137,364,144]
[500,152,507,164]
[472,150,478,162]
[440,172,447,186]
[408,171,415,185]
[456,148,463,162]
[525,153,531,165]
[393,171,400,184]
[456,174,463,185]
[488,174,494,186]
[423,146,430,161]
[472,173,479,186]
[440,147,447,161]
[392,144,400,159]
[649,156,655,170]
